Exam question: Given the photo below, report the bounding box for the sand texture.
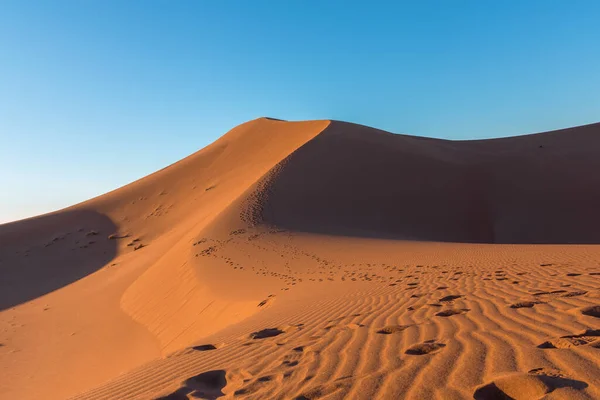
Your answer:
[1,118,600,399]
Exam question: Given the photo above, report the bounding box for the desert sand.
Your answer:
[1,117,600,400]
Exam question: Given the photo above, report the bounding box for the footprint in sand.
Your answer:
[156,369,227,400]
[250,326,292,340]
[257,295,276,307]
[473,369,588,400]
[509,301,541,309]
[581,305,600,318]
[376,325,411,335]
[405,341,445,355]
[251,328,284,339]
[280,344,312,369]
[192,343,223,351]
[438,295,463,304]
[435,308,469,317]
[538,329,600,349]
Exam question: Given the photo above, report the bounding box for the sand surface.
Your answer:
[1,118,599,399]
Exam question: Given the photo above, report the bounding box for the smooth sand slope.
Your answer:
[1,118,600,400]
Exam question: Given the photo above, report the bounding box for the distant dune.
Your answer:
[1,118,600,400]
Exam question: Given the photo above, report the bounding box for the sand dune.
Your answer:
[1,118,600,399]
[255,121,600,243]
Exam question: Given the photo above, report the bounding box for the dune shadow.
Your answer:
[0,208,118,310]
[255,121,600,244]
[156,370,227,400]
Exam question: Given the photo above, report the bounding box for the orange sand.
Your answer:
[1,118,599,399]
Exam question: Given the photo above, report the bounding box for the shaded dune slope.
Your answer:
[234,121,600,244]
[0,210,117,310]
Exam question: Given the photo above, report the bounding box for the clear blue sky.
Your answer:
[1,1,599,223]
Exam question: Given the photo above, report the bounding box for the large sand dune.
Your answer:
[1,118,600,399]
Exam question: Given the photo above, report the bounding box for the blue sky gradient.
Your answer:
[1,1,600,223]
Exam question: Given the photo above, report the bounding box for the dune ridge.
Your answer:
[1,118,600,399]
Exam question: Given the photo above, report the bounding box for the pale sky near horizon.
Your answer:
[1,1,600,223]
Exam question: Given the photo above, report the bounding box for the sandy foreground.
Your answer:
[1,118,599,400]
